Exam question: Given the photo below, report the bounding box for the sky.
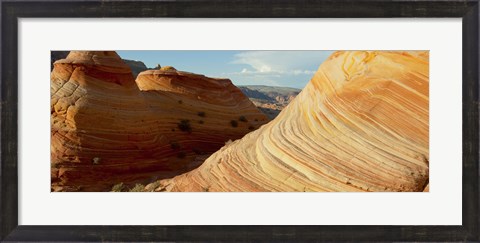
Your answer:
[117,51,334,89]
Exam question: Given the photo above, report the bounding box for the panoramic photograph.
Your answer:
[50,50,429,192]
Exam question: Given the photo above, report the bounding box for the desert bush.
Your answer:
[178,119,192,133]
[161,66,177,71]
[192,148,203,155]
[197,111,206,117]
[239,116,248,122]
[230,120,238,127]
[248,125,255,130]
[129,183,145,192]
[92,157,101,165]
[178,100,183,104]
[170,141,180,150]
[51,163,60,169]
[177,151,186,158]
[111,182,124,192]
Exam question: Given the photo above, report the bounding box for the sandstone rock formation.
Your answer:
[51,51,149,78]
[50,51,70,70]
[153,51,429,192]
[51,51,268,191]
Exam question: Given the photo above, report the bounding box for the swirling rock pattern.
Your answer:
[51,51,268,191]
[155,51,429,192]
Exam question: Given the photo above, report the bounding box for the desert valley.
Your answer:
[51,50,429,192]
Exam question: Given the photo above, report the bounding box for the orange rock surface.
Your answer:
[50,51,268,191]
[154,51,429,192]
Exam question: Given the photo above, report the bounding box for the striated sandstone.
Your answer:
[51,51,149,78]
[51,51,268,191]
[154,51,429,192]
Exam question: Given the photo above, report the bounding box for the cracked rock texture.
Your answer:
[154,51,429,192]
[50,51,268,191]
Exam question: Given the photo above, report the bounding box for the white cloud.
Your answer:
[227,50,334,88]
[231,51,332,75]
[234,78,281,87]
[230,68,316,77]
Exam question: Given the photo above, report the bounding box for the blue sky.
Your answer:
[117,51,334,89]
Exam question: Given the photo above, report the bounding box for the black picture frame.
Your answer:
[1,0,478,241]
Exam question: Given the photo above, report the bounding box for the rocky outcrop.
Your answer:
[123,59,148,77]
[154,51,429,192]
[51,51,149,78]
[50,51,70,70]
[239,85,300,102]
[51,51,268,191]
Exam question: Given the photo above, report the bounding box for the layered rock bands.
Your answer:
[154,51,429,192]
[51,51,268,191]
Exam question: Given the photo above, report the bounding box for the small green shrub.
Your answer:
[178,119,192,133]
[51,163,60,169]
[129,183,145,192]
[197,111,206,117]
[170,141,180,150]
[111,182,124,192]
[92,157,101,165]
[230,120,238,127]
[192,148,202,155]
[239,116,248,122]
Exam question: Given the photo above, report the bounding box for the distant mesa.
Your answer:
[238,85,301,119]
[153,51,430,192]
[51,50,429,192]
[124,59,148,77]
[50,51,269,191]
